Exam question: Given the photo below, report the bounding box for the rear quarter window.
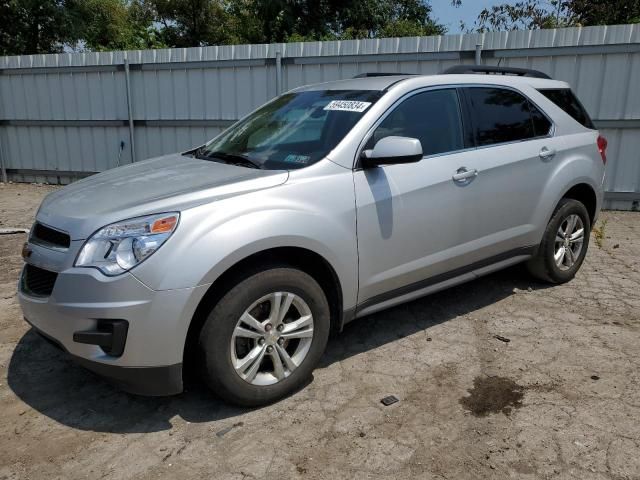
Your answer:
[538,89,595,129]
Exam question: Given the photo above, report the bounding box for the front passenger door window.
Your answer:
[366,89,465,157]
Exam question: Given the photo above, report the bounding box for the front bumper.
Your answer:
[18,242,210,396]
[26,317,183,396]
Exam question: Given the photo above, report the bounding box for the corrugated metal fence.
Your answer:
[0,24,639,209]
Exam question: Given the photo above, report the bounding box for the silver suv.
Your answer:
[19,66,606,406]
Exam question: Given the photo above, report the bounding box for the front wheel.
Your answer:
[527,198,591,284]
[198,267,330,406]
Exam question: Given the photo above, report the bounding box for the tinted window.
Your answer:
[539,88,595,129]
[530,102,552,137]
[367,89,464,156]
[466,87,538,146]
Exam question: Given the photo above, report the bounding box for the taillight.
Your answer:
[597,135,608,164]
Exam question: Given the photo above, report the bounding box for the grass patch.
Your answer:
[592,219,607,248]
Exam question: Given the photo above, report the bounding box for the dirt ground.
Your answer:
[1,182,639,480]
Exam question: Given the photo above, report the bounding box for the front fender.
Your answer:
[190,209,356,302]
[132,166,359,310]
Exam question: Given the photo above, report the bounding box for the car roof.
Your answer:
[293,73,569,92]
[293,75,415,92]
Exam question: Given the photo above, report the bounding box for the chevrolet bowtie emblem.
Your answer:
[21,243,32,259]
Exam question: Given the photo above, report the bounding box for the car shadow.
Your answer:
[7,264,550,434]
[320,264,549,368]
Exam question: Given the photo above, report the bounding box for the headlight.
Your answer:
[75,213,179,276]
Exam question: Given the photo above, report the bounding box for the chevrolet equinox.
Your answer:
[19,66,607,406]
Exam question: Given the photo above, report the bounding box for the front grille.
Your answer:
[31,222,71,249]
[22,264,58,297]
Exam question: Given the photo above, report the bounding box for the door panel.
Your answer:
[451,137,561,257]
[459,86,561,254]
[355,149,482,304]
[354,143,546,305]
[355,86,560,307]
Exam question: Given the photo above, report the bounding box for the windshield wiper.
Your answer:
[195,149,262,169]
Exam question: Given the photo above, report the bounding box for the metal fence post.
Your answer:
[124,55,136,163]
[0,126,7,183]
[475,43,483,65]
[275,50,282,96]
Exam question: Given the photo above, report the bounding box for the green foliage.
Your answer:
[1,0,638,56]
[332,0,446,39]
[467,0,640,32]
[68,0,165,51]
[149,0,231,47]
[0,0,447,54]
[0,0,164,55]
[225,0,445,43]
[569,0,640,26]
[380,18,445,38]
[474,0,564,32]
[0,0,74,55]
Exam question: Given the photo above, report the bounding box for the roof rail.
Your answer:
[353,72,416,78]
[441,65,551,80]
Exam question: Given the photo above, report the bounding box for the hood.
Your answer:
[37,153,289,240]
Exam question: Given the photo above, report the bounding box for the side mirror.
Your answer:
[360,136,423,168]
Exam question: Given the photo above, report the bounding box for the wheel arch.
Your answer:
[561,182,598,226]
[182,246,345,376]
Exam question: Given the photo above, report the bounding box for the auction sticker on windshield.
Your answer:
[324,100,372,112]
[284,154,310,165]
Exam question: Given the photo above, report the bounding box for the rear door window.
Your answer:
[465,87,546,147]
[538,88,595,129]
[530,102,552,137]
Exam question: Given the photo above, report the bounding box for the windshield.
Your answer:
[196,90,382,170]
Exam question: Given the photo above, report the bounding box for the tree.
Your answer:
[464,0,640,33]
[225,0,328,44]
[219,0,446,44]
[0,0,164,55]
[68,0,165,51]
[145,0,233,47]
[2,0,639,56]
[331,0,445,39]
[569,0,640,26]
[0,0,75,55]
[474,0,562,32]
[1,0,446,54]
[380,17,445,38]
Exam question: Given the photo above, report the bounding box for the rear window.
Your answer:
[538,89,595,129]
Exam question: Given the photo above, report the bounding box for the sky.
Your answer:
[430,0,518,32]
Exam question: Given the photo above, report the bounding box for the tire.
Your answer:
[527,198,591,284]
[198,267,330,407]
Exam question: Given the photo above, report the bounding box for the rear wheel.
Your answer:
[198,267,330,406]
[527,198,591,284]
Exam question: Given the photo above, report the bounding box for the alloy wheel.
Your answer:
[230,292,314,386]
[554,214,585,271]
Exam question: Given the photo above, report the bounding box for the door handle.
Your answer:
[452,167,478,182]
[539,147,556,160]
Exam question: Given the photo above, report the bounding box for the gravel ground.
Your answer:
[0,182,639,480]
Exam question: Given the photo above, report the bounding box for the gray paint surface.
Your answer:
[18,73,605,379]
[0,24,638,208]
